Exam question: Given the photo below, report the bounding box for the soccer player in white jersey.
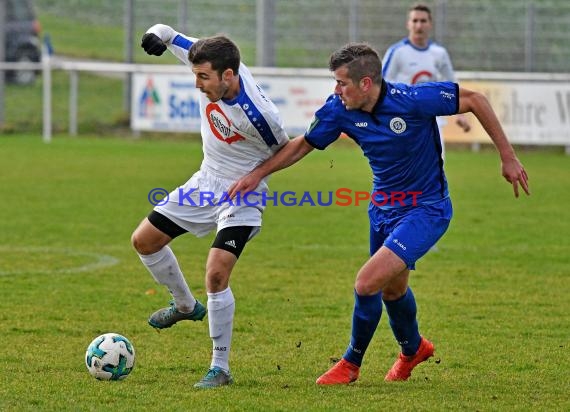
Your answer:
[131,24,289,388]
[382,3,471,159]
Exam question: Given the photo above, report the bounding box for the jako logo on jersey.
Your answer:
[393,238,407,250]
[255,84,271,103]
[355,122,368,128]
[389,117,407,134]
[206,103,245,144]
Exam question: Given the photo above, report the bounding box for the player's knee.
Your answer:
[131,230,156,255]
[354,277,380,296]
[381,284,407,301]
[131,231,145,254]
[205,264,231,292]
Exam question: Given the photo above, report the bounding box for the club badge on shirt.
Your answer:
[206,103,245,144]
[389,117,407,134]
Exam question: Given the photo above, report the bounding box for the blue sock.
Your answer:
[383,287,421,356]
[343,290,382,367]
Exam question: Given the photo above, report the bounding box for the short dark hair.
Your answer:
[328,43,382,86]
[409,3,432,20]
[188,35,240,77]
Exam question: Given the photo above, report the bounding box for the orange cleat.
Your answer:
[316,358,360,385]
[384,337,434,381]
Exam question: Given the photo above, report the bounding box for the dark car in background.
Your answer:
[4,0,41,84]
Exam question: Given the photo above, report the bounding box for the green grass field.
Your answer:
[2,72,125,135]
[0,135,568,411]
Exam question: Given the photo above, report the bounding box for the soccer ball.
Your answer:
[85,333,135,380]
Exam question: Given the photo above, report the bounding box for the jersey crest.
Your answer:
[389,117,407,134]
[206,103,245,144]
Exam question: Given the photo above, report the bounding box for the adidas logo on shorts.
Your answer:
[224,240,236,248]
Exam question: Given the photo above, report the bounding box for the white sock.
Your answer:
[207,287,235,372]
[138,246,196,313]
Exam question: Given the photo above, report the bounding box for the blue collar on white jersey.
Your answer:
[404,38,433,52]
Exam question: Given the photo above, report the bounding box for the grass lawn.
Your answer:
[0,135,568,411]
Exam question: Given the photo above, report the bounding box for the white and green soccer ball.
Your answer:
[85,333,135,380]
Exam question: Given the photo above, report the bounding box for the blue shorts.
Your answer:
[368,197,453,269]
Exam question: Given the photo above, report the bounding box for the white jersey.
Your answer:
[381,38,456,84]
[146,25,289,181]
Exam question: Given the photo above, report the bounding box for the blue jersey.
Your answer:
[304,80,459,208]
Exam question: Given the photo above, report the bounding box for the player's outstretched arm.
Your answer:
[228,136,314,198]
[141,24,176,56]
[458,88,530,198]
[141,24,197,66]
[141,32,167,56]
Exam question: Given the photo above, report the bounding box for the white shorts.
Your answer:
[154,168,267,239]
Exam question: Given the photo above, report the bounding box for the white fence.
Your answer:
[1,58,570,152]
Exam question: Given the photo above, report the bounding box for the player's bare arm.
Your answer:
[458,87,530,198]
[228,136,314,198]
[455,113,471,132]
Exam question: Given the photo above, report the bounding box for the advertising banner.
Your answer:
[442,81,570,145]
[131,74,201,132]
[131,72,334,135]
[132,72,570,145]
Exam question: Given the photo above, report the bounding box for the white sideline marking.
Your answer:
[0,246,120,276]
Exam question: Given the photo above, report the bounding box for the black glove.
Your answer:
[141,33,167,56]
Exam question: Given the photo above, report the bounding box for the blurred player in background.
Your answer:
[229,43,529,385]
[382,3,471,159]
[131,24,289,388]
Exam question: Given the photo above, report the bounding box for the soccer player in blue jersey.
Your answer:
[229,42,529,384]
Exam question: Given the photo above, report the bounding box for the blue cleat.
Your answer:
[193,367,234,388]
[148,300,206,329]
